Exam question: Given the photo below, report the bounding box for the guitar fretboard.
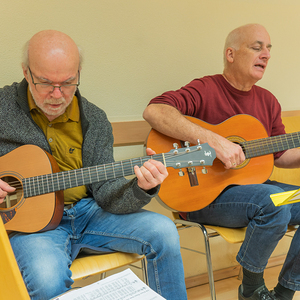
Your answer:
[242,131,300,158]
[23,154,165,198]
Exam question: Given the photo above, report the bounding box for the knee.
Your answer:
[23,255,73,300]
[11,238,73,300]
[146,214,180,252]
[257,196,291,233]
[263,201,290,223]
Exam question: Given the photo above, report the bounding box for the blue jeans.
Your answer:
[10,198,187,300]
[188,180,300,291]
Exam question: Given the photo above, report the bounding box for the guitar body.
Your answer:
[146,114,274,212]
[0,145,64,233]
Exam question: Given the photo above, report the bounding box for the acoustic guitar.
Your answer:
[0,143,215,233]
[146,114,300,212]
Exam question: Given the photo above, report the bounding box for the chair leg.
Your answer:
[238,266,243,281]
[198,223,217,300]
[141,256,148,285]
[99,257,148,285]
[174,219,217,300]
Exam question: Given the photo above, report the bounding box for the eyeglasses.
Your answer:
[28,67,80,94]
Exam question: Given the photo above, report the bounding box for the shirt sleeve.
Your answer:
[148,79,205,117]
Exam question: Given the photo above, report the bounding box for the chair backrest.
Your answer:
[0,218,30,300]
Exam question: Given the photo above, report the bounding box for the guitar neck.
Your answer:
[242,131,300,158]
[23,154,164,198]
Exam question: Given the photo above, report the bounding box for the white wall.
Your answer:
[1,1,300,123]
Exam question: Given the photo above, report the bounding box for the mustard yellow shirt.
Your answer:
[28,89,88,204]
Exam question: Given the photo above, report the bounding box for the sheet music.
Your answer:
[288,190,300,201]
[271,189,300,206]
[53,268,166,300]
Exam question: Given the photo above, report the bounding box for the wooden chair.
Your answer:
[0,216,147,299]
[0,217,30,300]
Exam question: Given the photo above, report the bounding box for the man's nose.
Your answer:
[261,48,271,60]
[50,86,63,97]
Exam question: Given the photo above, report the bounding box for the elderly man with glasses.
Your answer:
[0,30,187,300]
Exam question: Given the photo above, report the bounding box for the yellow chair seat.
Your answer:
[203,225,246,243]
[70,252,146,281]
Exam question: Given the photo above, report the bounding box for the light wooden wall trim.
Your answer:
[112,110,300,147]
[281,110,300,117]
[112,121,151,147]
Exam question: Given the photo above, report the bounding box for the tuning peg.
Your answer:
[197,139,202,150]
[173,143,179,154]
[184,141,191,153]
[178,169,185,176]
[202,167,208,174]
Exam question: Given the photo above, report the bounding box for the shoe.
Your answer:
[270,291,284,300]
[238,284,279,300]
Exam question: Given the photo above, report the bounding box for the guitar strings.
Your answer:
[19,150,200,197]
[3,152,189,194]
[1,179,22,190]
[242,132,300,158]
[1,151,196,209]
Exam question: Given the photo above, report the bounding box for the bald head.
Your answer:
[22,30,82,72]
[223,24,270,66]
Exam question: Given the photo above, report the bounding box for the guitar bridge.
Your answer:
[187,167,199,187]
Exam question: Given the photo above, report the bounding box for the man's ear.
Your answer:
[225,47,235,63]
[22,65,29,82]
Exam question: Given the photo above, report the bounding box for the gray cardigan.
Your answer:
[0,79,158,214]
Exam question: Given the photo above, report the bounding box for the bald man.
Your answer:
[143,24,300,300]
[0,30,187,300]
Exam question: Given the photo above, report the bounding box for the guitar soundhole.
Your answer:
[0,176,22,209]
[228,136,249,169]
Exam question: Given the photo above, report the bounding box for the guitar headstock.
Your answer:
[164,141,216,169]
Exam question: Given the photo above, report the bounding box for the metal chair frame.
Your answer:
[174,214,297,300]
[173,214,247,300]
[174,219,219,300]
